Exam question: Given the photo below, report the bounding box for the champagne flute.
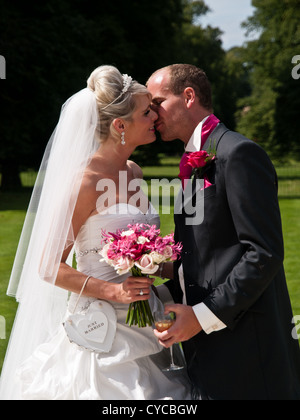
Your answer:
[154,311,184,371]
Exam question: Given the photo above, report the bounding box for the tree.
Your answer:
[0,0,183,188]
[0,0,249,187]
[236,0,300,159]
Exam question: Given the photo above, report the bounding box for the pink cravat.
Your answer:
[200,114,220,149]
[178,114,220,188]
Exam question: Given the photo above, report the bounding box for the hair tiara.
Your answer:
[102,74,133,111]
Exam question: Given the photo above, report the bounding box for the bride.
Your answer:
[0,65,191,400]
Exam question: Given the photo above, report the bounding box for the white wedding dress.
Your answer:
[16,203,191,400]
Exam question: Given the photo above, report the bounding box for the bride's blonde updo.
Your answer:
[87,65,150,142]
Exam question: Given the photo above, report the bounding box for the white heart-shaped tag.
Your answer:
[76,312,108,343]
[64,300,117,353]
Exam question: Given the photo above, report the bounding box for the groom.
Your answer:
[147,64,300,400]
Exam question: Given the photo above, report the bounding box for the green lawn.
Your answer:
[0,192,29,372]
[279,199,300,316]
[1,163,300,372]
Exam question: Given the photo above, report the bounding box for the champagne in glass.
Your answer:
[155,319,175,332]
[154,311,184,372]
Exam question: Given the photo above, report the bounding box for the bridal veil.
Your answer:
[0,87,100,399]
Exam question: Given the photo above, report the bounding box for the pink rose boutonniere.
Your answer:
[186,141,217,189]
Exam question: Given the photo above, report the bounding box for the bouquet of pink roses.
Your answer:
[99,223,182,327]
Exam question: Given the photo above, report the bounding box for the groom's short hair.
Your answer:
[165,64,212,111]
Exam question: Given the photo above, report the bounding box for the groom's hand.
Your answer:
[153,304,202,348]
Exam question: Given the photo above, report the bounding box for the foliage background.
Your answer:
[1,0,299,190]
[0,0,258,186]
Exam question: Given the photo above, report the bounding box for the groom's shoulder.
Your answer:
[216,124,263,159]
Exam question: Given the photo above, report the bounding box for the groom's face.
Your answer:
[147,69,188,142]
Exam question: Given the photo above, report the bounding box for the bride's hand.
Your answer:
[113,276,154,304]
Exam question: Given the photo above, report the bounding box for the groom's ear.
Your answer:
[112,118,125,134]
[183,87,196,109]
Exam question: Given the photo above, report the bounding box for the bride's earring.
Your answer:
[121,132,126,146]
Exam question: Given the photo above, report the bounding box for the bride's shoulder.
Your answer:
[81,169,99,188]
[72,170,102,234]
[77,169,104,203]
[127,160,143,178]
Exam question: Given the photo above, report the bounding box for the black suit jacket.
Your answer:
[167,124,300,400]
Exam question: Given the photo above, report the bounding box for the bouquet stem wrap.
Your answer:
[125,267,154,327]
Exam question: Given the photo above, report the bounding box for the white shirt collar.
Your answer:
[185,115,210,153]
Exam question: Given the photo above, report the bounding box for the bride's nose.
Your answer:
[151,109,158,121]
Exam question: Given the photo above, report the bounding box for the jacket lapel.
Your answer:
[202,123,230,153]
[175,124,231,225]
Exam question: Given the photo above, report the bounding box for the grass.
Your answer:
[1,160,300,372]
[279,199,300,316]
[0,191,30,372]
[276,163,300,199]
